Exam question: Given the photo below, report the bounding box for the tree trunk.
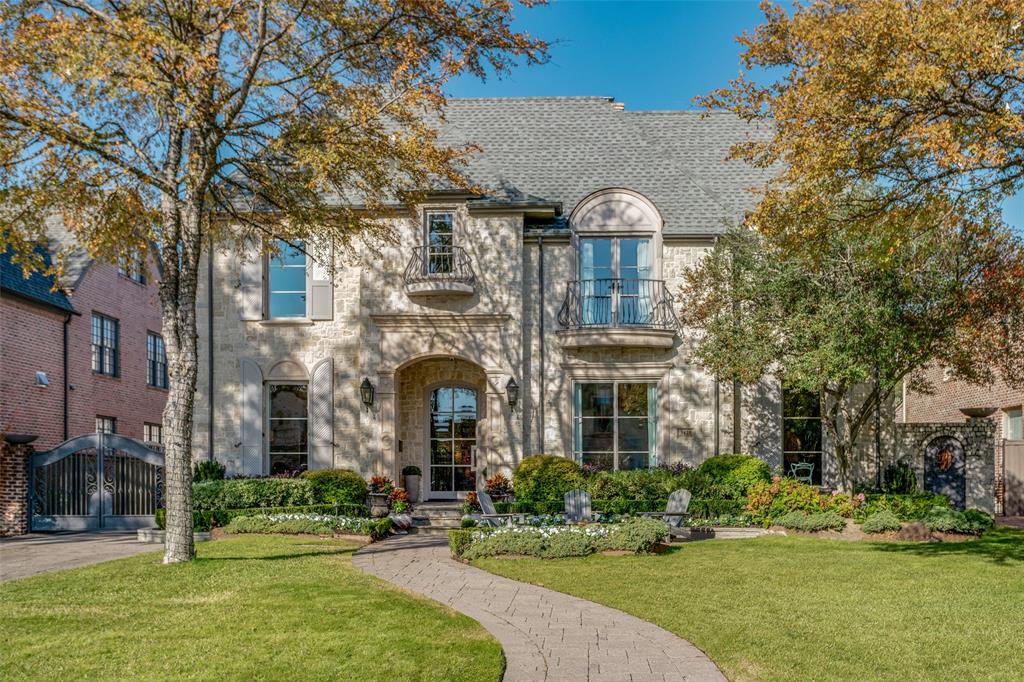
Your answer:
[160,202,202,564]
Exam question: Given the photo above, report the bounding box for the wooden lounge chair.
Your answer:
[640,489,692,538]
[477,490,522,527]
[564,489,599,523]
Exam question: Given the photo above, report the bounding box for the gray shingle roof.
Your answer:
[437,97,775,235]
[1,244,75,312]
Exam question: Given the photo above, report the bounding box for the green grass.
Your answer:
[476,528,1024,681]
[1,535,502,681]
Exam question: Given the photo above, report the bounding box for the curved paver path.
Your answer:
[354,534,724,682]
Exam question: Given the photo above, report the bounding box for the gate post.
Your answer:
[1,436,36,536]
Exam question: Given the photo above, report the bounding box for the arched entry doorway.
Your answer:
[395,356,487,500]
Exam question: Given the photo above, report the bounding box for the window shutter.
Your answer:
[239,238,264,320]
[239,357,264,475]
[308,235,333,321]
[308,358,334,470]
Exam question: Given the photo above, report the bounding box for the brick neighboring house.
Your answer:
[899,364,1023,514]
[0,220,167,451]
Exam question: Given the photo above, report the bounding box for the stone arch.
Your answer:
[265,359,309,381]
[569,188,664,233]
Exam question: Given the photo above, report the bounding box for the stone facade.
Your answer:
[0,441,32,536]
[894,418,996,514]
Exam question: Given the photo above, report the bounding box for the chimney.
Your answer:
[609,100,625,111]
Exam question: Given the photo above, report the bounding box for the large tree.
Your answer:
[0,0,546,562]
[700,0,1024,381]
[680,217,1024,491]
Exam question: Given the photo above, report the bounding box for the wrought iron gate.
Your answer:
[30,432,164,531]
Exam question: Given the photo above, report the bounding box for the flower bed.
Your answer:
[224,513,394,540]
[449,517,668,560]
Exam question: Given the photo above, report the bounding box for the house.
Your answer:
[192,97,895,498]
[0,219,168,451]
[899,366,1024,514]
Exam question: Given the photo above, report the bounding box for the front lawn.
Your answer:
[476,528,1024,681]
[1,536,502,681]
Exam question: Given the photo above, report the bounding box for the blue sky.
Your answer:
[447,0,1024,230]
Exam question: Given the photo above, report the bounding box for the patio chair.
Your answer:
[476,490,523,527]
[640,489,692,539]
[789,462,814,484]
[564,489,599,523]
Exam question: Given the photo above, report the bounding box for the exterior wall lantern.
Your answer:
[506,377,519,409]
[360,378,375,407]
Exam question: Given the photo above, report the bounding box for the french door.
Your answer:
[428,386,478,499]
[579,237,653,325]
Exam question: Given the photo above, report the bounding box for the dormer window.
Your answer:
[267,240,307,318]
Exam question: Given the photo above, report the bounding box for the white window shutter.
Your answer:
[308,358,334,470]
[239,358,264,475]
[239,238,264,320]
[308,235,333,321]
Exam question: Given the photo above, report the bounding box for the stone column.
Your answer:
[1,438,35,536]
[484,371,516,478]
[376,372,398,481]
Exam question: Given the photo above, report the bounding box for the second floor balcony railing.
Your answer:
[403,245,476,295]
[558,278,678,330]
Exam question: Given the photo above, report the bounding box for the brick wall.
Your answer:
[0,295,68,448]
[0,441,32,536]
[64,259,167,445]
[901,363,1022,513]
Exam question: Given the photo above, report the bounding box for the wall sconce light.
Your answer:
[505,377,519,409]
[360,378,375,407]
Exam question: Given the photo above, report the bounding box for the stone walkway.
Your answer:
[354,535,724,682]
[0,532,156,582]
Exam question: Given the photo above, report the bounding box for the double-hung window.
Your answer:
[267,383,308,474]
[96,416,116,434]
[91,314,119,376]
[573,382,657,470]
[118,250,146,283]
[144,422,163,446]
[267,240,307,318]
[783,390,823,484]
[147,333,168,388]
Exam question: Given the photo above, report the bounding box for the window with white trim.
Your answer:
[267,240,307,318]
[425,211,455,274]
[1006,408,1023,441]
[573,382,657,470]
[267,382,308,473]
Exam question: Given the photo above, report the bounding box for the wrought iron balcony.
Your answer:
[557,278,679,349]
[403,245,477,297]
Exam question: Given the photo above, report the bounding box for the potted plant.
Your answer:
[367,475,394,518]
[389,488,413,531]
[484,472,513,503]
[402,465,422,502]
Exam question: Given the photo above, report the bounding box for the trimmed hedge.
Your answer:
[449,528,475,558]
[193,478,317,510]
[775,510,846,532]
[454,517,668,560]
[224,513,393,540]
[922,506,994,535]
[300,468,368,507]
[861,509,903,534]
[512,455,584,510]
[696,454,771,499]
[155,503,367,532]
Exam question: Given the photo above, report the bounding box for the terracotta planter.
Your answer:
[369,493,390,518]
[404,475,421,503]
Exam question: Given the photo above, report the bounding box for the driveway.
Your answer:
[0,532,157,582]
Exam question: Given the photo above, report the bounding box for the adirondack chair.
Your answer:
[563,489,598,523]
[640,489,692,538]
[476,490,522,527]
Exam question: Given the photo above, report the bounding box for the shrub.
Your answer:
[192,478,316,510]
[747,477,831,525]
[155,508,165,529]
[463,491,481,514]
[224,513,392,539]
[448,528,477,558]
[689,498,747,520]
[861,509,903,534]
[484,472,513,497]
[697,454,771,499]
[193,459,226,482]
[401,465,421,476]
[923,506,993,535]
[884,462,918,494]
[461,526,600,560]
[300,468,368,507]
[513,455,584,509]
[774,510,846,532]
[599,517,668,553]
[855,492,951,522]
[461,517,478,528]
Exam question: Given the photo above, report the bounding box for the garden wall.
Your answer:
[894,418,995,514]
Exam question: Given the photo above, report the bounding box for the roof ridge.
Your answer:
[446,96,615,102]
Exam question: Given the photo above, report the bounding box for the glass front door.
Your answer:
[429,386,478,499]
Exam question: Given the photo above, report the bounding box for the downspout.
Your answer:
[874,363,881,488]
[537,235,545,453]
[733,380,742,453]
[63,312,71,441]
[713,378,721,457]
[207,234,215,461]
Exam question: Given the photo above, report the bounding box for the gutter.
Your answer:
[63,312,71,440]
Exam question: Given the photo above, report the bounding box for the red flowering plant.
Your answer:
[462,491,481,514]
[367,475,395,496]
[388,487,411,513]
[483,472,513,497]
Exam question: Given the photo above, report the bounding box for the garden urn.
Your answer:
[369,493,390,518]
[404,474,421,502]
